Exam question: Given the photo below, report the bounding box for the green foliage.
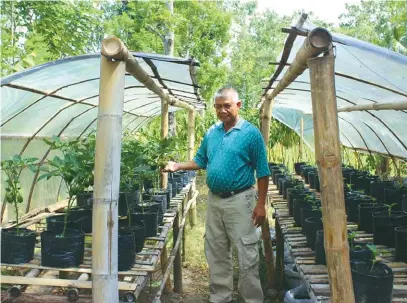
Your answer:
[348,231,357,250]
[38,135,95,236]
[383,203,398,216]
[366,244,379,272]
[1,155,38,234]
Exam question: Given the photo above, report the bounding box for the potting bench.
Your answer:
[1,181,197,302]
[269,178,407,303]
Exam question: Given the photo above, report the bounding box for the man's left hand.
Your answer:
[252,203,266,227]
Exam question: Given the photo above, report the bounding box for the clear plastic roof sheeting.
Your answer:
[1,52,204,139]
[0,52,204,221]
[264,18,407,159]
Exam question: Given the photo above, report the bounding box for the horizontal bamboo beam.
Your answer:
[264,27,332,103]
[338,101,407,112]
[101,36,198,112]
[1,276,136,291]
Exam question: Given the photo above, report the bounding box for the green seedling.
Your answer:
[366,244,379,272]
[348,231,357,250]
[346,183,353,191]
[1,155,38,235]
[383,203,398,216]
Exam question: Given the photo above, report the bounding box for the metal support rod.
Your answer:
[101,36,196,111]
[308,55,355,303]
[338,101,407,112]
[261,27,332,110]
[92,56,125,303]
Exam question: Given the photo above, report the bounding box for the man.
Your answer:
[164,87,270,303]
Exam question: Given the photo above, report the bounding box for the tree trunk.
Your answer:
[165,0,176,137]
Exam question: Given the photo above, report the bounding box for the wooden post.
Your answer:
[376,155,390,180]
[275,220,284,290]
[161,101,169,190]
[92,55,125,303]
[187,110,197,227]
[259,99,278,290]
[299,117,304,161]
[182,193,186,263]
[160,245,172,290]
[173,206,182,293]
[308,55,355,303]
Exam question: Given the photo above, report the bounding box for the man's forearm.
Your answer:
[176,161,201,171]
[257,176,269,206]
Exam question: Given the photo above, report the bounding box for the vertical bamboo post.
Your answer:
[299,117,304,161]
[308,55,355,303]
[187,110,197,227]
[259,99,278,290]
[92,56,125,303]
[173,205,183,293]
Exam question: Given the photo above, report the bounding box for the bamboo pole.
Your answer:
[338,101,407,112]
[259,98,278,290]
[92,56,126,303]
[308,55,355,303]
[299,117,304,161]
[161,101,169,190]
[173,208,182,293]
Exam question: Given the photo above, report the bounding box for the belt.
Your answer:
[214,186,252,199]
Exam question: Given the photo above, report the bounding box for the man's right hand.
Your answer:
[163,161,179,172]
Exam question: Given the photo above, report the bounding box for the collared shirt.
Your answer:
[193,118,271,194]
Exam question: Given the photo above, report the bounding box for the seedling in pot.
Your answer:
[366,244,379,272]
[346,183,354,192]
[1,155,38,235]
[384,203,399,216]
[348,231,357,250]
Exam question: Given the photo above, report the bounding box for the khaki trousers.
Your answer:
[205,188,264,303]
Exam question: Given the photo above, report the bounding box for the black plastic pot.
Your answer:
[314,174,320,192]
[142,192,168,212]
[357,176,379,196]
[134,190,141,204]
[301,208,322,232]
[350,171,370,192]
[358,203,388,233]
[303,168,316,184]
[346,195,373,223]
[41,228,85,268]
[300,165,312,178]
[118,192,135,217]
[395,226,407,263]
[130,212,158,237]
[1,228,36,264]
[143,178,154,190]
[119,219,146,253]
[403,194,407,211]
[282,180,302,199]
[370,181,395,204]
[372,210,407,247]
[289,191,312,219]
[271,169,283,184]
[76,191,93,208]
[303,217,323,250]
[46,215,83,232]
[314,230,326,265]
[351,260,394,303]
[293,198,316,227]
[118,230,136,271]
[68,208,92,233]
[342,168,355,186]
[294,162,307,175]
[308,172,316,189]
[384,188,407,210]
[274,173,284,188]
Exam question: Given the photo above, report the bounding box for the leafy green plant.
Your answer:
[1,155,38,234]
[366,244,379,272]
[348,231,357,250]
[38,136,95,237]
[383,203,398,216]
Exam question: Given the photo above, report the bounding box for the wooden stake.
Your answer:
[275,220,284,289]
[160,244,172,290]
[308,55,355,303]
[173,210,182,293]
[187,110,197,226]
[259,99,278,290]
[92,56,125,303]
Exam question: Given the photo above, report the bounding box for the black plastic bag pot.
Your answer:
[118,230,136,271]
[342,168,355,185]
[282,180,303,199]
[395,226,407,262]
[294,162,307,175]
[166,186,172,204]
[142,192,167,212]
[314,230,326,265]
[303,217,323,250]
[143,178,154,190]
[76,191,93,208]
[1,228,36,264]
[46,215,83,232]
[301,208,322,231]
[133,190,141,204]
[68,208,92,233]
[357,176,379,196]
[370,181,395,204]
[308,172,316,189]
[274,173,284,188]
[287,189,311,217]
[314,174,320,192]
[346,195,373,223]
[372,210,407,247]
[403,194,407,211]
[358,203,388,233]
[118,192,135,217]
[293,198,313,227]
[351,260,393,303]
[130,212,158,237]
[303,167,316,184]
[41,228,85,268]
[272,169,283,184]
[384,188,407,210]
[300,165,312,179]
[119,219,146,253]
[134,202,163,225]
[350,244,374,261]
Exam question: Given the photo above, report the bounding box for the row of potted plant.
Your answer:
[1,133,193,271]
[269,161,407,302]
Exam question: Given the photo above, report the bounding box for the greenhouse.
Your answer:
[1,8,407,303]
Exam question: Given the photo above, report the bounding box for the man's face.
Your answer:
[214,95,241,124]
